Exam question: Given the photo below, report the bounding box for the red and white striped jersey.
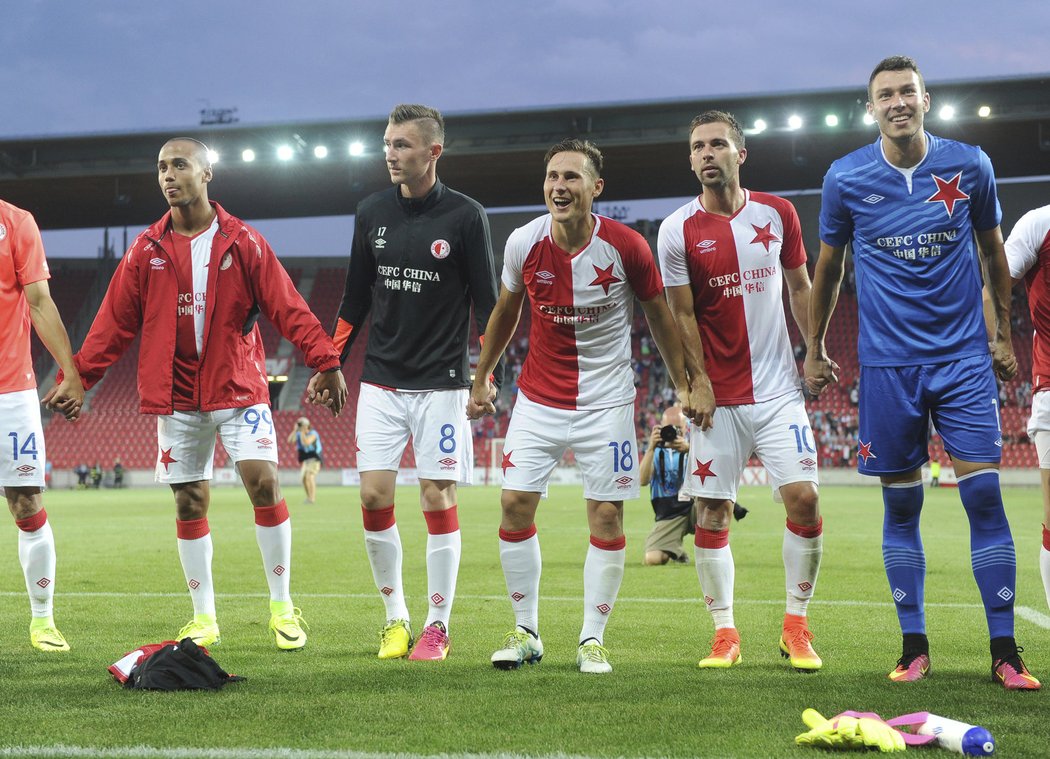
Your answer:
[503,214,662,410]
[1004,203,1050,393]
[658,190,806,406]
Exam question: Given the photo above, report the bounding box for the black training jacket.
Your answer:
[334,180,503,390]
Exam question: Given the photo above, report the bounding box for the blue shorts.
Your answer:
[857,355,1002,475]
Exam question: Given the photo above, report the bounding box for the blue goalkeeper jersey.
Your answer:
[819,132,1001,367]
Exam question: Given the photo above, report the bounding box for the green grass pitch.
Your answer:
[0,484,1045,758]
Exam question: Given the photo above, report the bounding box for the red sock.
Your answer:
[362,504,395,532]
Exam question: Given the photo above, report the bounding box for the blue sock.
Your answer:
[957,469,1016,639]
[882,482,926,634]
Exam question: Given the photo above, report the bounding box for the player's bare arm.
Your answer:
[981,274,1024,343]
[663,284,715,430]
[26,280,84,421]
[640,294,697,420]
[784,263,813,354]
[804,241,845,397]
[976,225,1018,382]
[468,285,524,419]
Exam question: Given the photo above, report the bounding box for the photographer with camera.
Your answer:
[641,406,694,565]
[642,406,747,565]
[287,417,322,505]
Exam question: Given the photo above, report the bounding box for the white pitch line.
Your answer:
[0,746,620,759]
[0,589,988,609]
[1015,604,1050,629]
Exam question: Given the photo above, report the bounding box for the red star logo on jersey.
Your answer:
[924,172,969,217]
[750,222,779,251]
[692,458,716,485]
[159,447,178,472]
[588,264,622,295]
[502,451,515,475]
[857,439,877,463]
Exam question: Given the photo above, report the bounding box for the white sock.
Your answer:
[18,518,56,618]
[783,522,823,617]
[579,537,625,645]
[425,530,461,629]
[499,529,541,634]
[365,524,409,622]
[695,530,735,629]
[254,503,292,605]
[1041,544,1050,613]
[177,534,216,617]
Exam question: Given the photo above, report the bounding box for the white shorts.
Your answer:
[501,393,639,502]
[1028,390,1050,469]
[0,388,46,488]
[685,391,818,502]
[156,404,278,484]
[356,384,473,484]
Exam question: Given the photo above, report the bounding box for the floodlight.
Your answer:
[241,149,256,162]
[753,119,767,133]
[825,114,839,127]
[349,141,365,157]
[206,149,220,164]
[977,105,991,118]
[314,145,329,158]
[277,145,294,161]
[939,105,956,120]
[787,114,803,130]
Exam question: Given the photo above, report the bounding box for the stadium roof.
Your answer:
[2,74,1048,230]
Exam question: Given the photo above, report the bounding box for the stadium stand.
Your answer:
[35,249,1041,474]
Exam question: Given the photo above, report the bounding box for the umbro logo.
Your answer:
[892,588,907,602]
[997,587,1014,602]
[615,476,633,487]
[273,565,286,576]
[438,457,457,469]
[256,438,273,448]
[16,464,35,474]
[511,592,525,602]
[695,239,717,251]
[862,194,885,204]
[595,603,611,615]
[431,593,445,605]
[149,257,166,269]
[535,270,555,285]
[36,577,51,589]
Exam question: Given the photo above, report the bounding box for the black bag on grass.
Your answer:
[125,637,244,691]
